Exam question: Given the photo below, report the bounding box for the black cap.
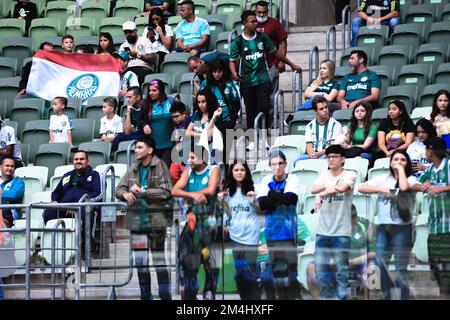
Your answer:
[424,136,447,152]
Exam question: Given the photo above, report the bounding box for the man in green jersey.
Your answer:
[413,137,450,299]
[337,50,381,110]
[229,10,302,130]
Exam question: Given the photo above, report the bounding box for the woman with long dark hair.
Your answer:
[359,149,417,300]
[143,8,173,67]
[144,79,174,167]
[430,89,450,135]
[339,101,377,159]
[186,89,222,138]
[407,118,436,177]
[219,161,261,300]
[96,32,115,55]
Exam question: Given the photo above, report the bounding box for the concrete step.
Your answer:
[287,32,344,51]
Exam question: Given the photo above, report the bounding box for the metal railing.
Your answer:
[342,4,352,53]
[274,90,285,135]
[253,112,266,168]
[326,25,337,64]
[309,46,319,84]
[292,70,303,112]
[126,140,137,167]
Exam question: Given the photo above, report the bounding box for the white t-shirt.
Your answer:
[366,173,417,225]
[226,187,261,245]
[119,36,153,69]
[305,117,342,152]
[407,139,431,177]
[120,70,139,90]
[99,114,123,138]
[49,114,73,143]
[142,25,173,54]
[0,125,21,159]
[314,169,356,237]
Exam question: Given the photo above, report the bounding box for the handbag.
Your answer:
[345,146,364,158]
[391,188,413,222]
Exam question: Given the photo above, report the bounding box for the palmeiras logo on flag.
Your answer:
[66,74,100,100]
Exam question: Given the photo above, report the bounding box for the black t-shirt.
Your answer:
[378,118,415,151]
[358,0,400,18]
[13,2,37,35]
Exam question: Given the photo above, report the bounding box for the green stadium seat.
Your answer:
[272,134,306,172]
[29,18,61,50]
[15,166,49,204]
[382,85,418,111]
[34,143,71,185]
[297,241,315,291]
[0,19,26,45]
[78,141,111,168]
[405,4,436,23]
[65,17,96,39]
[371,108,388,127]
[398,0,416,22]
[390,23,427,50]
[0,57,18,78]
[45,1,76,25]
[232,14,243,34]
[216,0,243,16]
[48,99,80,120]
[215,31,233,54]
[203,15,228,50]
[251,167,272,185]
[442,3,450,21]
[340,46,377,67]
[0,0,14,18]
[99,17,129,37]
[0,77,21,118]
[332,108,353,126]
[41,36,63,51]
[420,83,450,107]
[428,21,450,43]
[32,0,47,18]
[10,98,45,135]
[95,163,128,199]
[82,96,109,138]
[49,165,74,191]
[41,218,76,266]
[71,118,95,147]
[434,62,450,84]
[74,36,99,52]
[115,140,136,165]
[135,16,149,36]
[1,38,32,72]
[291,169,319,194]
[334,65,352,83]
[288,110,316,135]
[112,35,126,51]
[376,44,413,67]
[178,72,195,95]
[160,53,191,87]
[81,0,109,21]
[142,73,174,98]
[411,212,429,263]
[167,15,183,31]
[4,120,18,136]
[176,93,194,115]
[19,143,30,166]
[356,25,389,47]
[411,106,432,123]
[113,0,143,19]
[396,63,432,89]
[415,42,448,65]
[369,65,396,100]
[344,158,369,183]
[21,120,50,160]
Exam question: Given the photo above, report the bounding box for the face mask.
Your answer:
[256,15,268,23]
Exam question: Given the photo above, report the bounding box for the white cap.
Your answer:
[122,21,137,31]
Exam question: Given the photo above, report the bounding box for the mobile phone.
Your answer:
[124,47,131,52]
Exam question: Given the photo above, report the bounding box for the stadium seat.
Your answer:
[45,1,76,25]
[0,19,26,45]
[113,35,126,51]
[65,17,96,39]
[15,166,49,204]
[367,166,390,181]
[142,73,173,96]
[376,45,413,68]
[178,72,195,95]
[215,31,233,54]
[134,16,149,36]
[396,63,432,88]
[294,158,328,173]
[79,141,112,168]
[344,158,369,183]
[113,0,143,19]
[34,143,71,186]
[0,56,18,78]
[99,17,129,37]
[95,163,128,202]
[288,110,316,135]
[0,77,20,118]
[71,118,95,147]
[41,36,63,51]
[382,85,418,111]
[1,38,32,72]
[19,143,30,166]
[352,193,377,222]
[232,14,244,34]
[41,218,76,266]
[411,212,429,263]
[80,0,109,21]
[411,106,432,123]
[368,65,395,99]
[74,36,99,53]
[371,108,388,127]
[271,134,306,172]
[291,169,319,194]
[82,96,109,138]
[356,25,389,47]
[10,219,41,266]
[340,46,377,67]
[194,0,211,16]
[420,83,450,107]
[10,98,46,136]
[428,21,450,43]
[167,15,183,31]
[32,0,46,17]
[48,97,80,120]
[176,93,194,115]
[29,18,61,51]
[251,167,272,185]
[334,65,352,83]
[29,191,52,228]
[21,120,50,161]
[115,140,136,165]
[297,241,315,291]
[216,0,243,16]
[49,165,74,191]
[3,120,17,136]
[203,15,228,49]
[160,53,191,87]
[390,23,426,50]
[415,43,448,65]
[442,3,450,21]
[405,4,436,23]
[433,62,450,84]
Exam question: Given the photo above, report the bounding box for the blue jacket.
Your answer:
[1,175,25,204]
[52,166,101,203]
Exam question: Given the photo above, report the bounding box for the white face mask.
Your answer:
[256,15,268,23]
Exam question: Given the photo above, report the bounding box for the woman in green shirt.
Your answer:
[340,101,377,159]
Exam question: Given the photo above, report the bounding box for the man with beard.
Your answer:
[337,50,381,110]
[119,21,156,84]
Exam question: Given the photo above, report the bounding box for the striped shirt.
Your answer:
[418,157,450,234]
